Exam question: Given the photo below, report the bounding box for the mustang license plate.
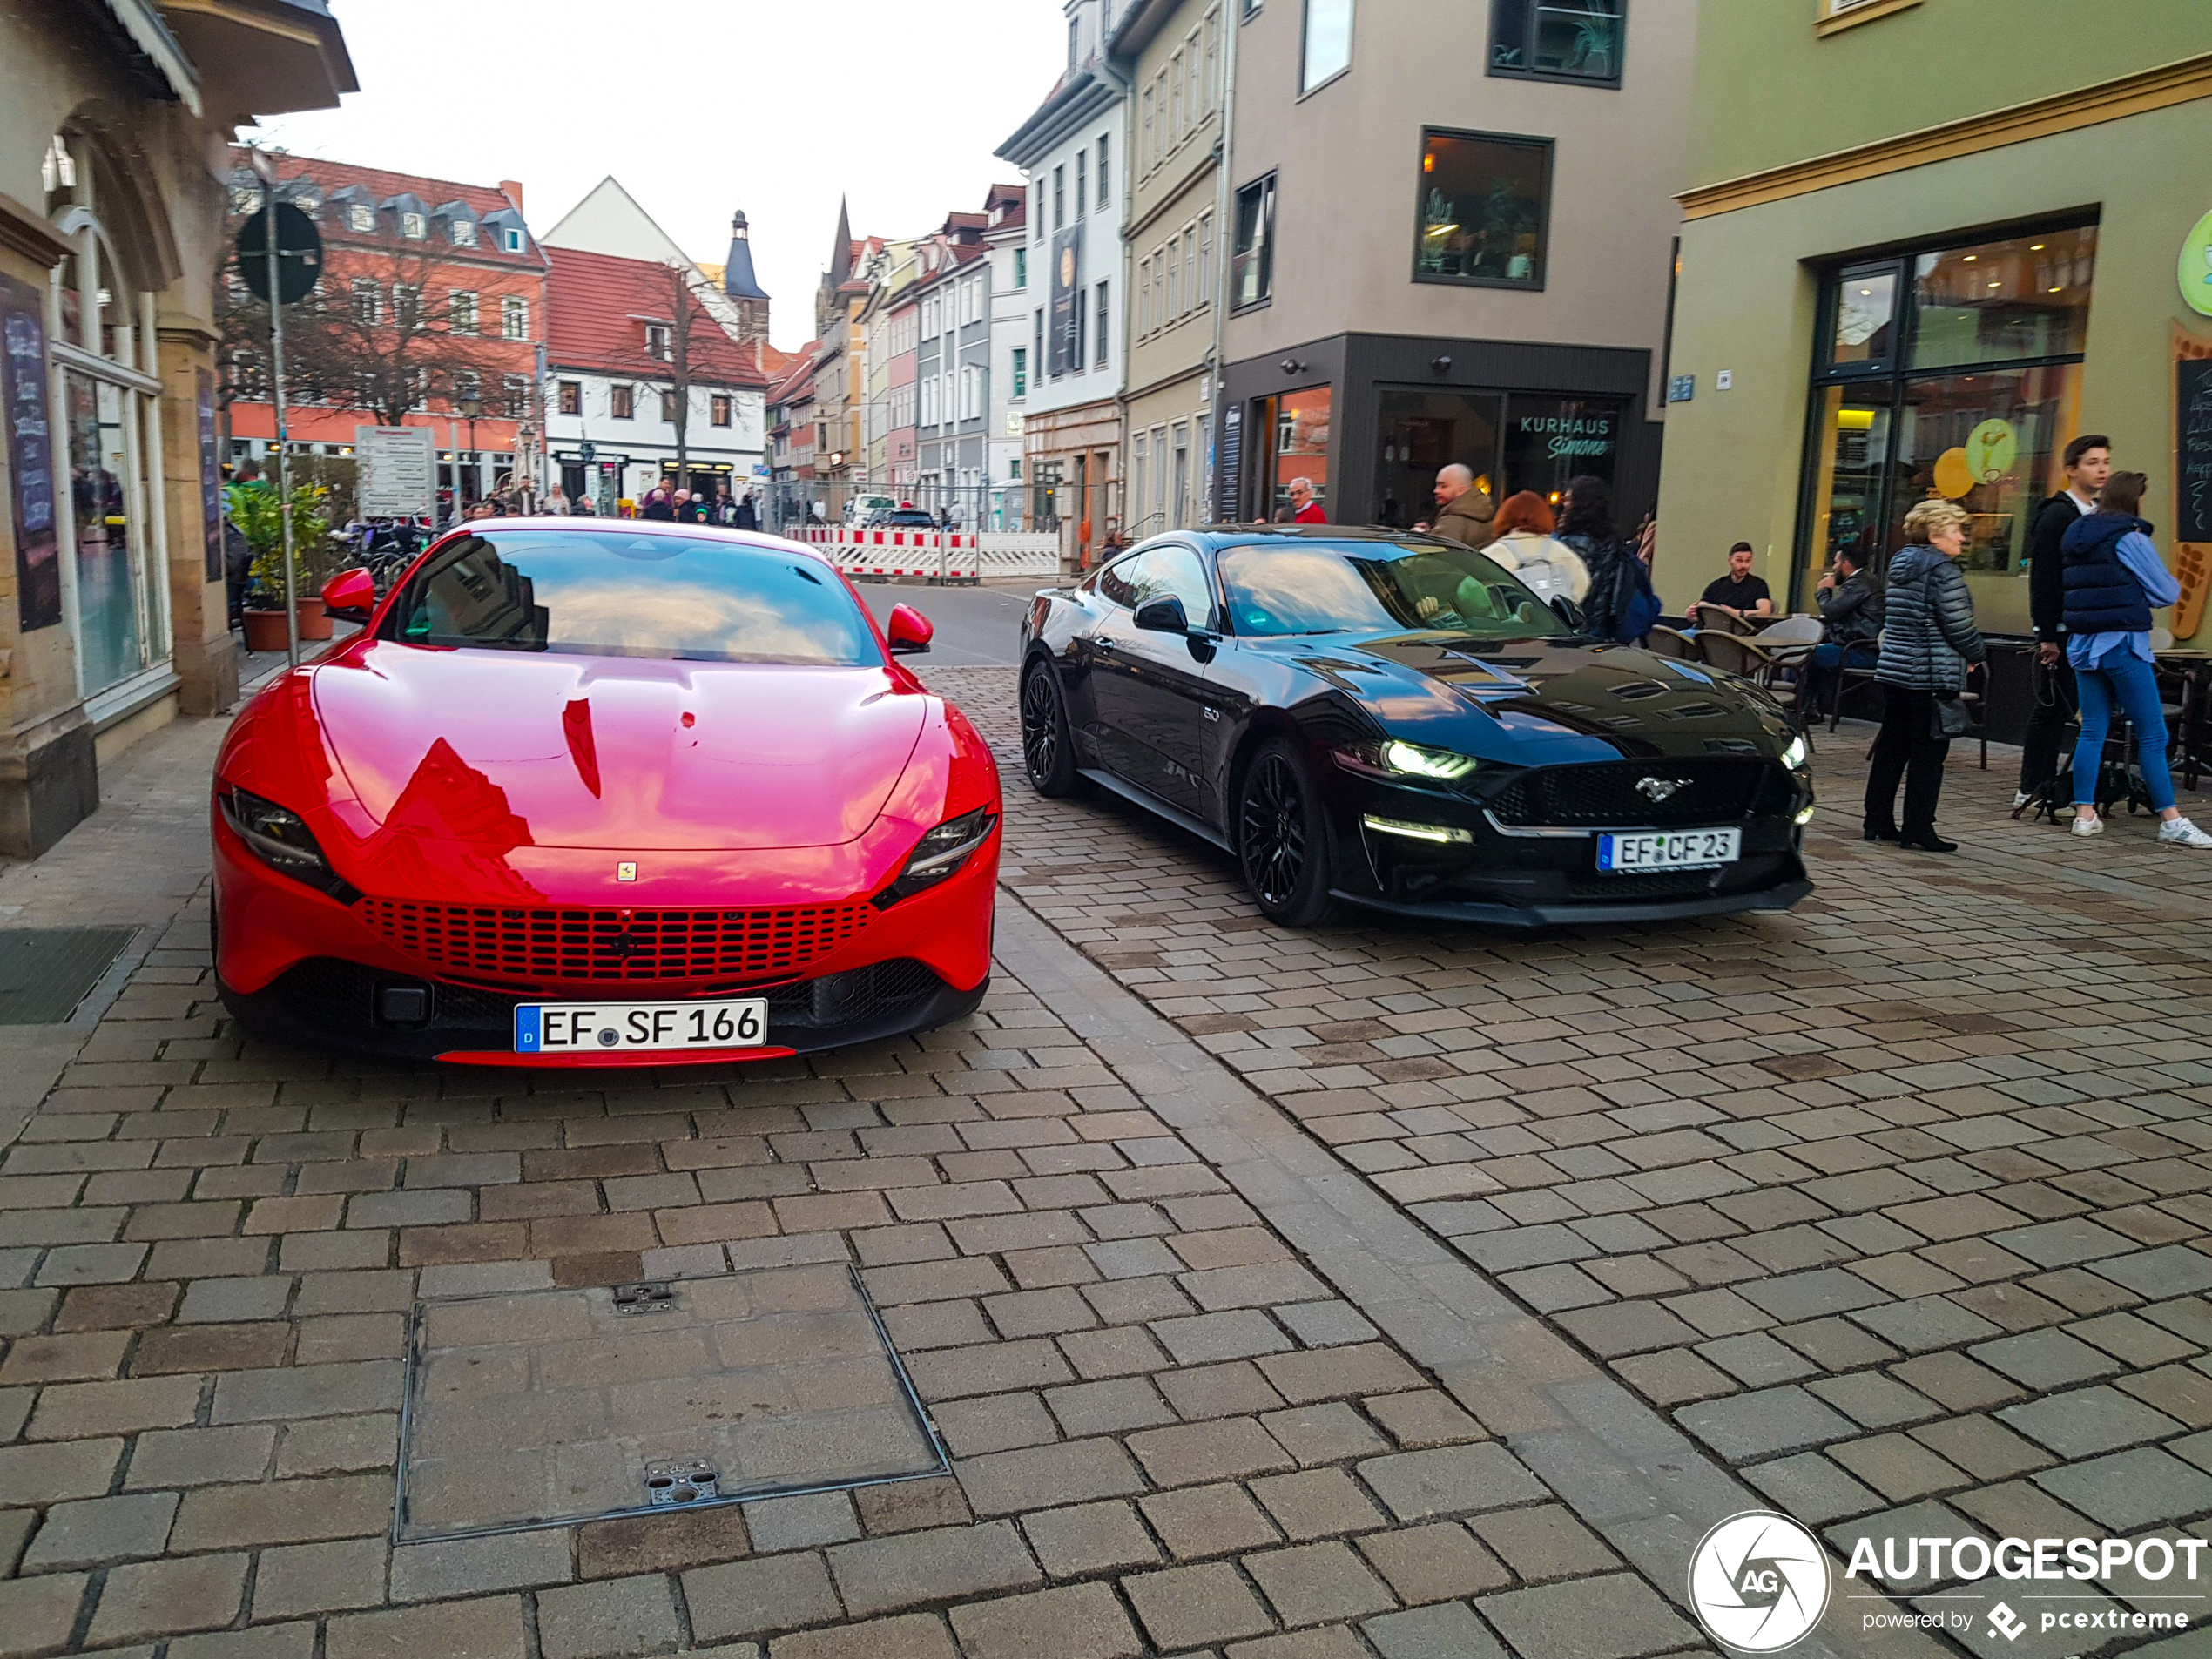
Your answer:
[1596,827,1742,873]
[515,999,769,1054]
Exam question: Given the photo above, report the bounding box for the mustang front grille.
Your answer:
[1488,759,1774,828]
[357,898,874,984]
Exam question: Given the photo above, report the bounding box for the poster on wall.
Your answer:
[1048,225,1082,379]
[2174,325,2212,638]
[197,368,223,583]
[0,273,62,632]
[1217,403,1242,522]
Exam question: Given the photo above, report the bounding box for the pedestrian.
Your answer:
[544,485,570,516]
[1797,544,1883,725]
[1557,475,1658,644]
[1419,464,1495,550]
[1287,477,1326,523]
[712,483,736,525]
[1482,490,1588,606]
[2062,471,2212,846]
[572,495,596,516]
[735,490,759,530]
[642,486,675,522]
[2017,433,2111,809]
[1689,542,1775,628]
[1863,498,1985,853]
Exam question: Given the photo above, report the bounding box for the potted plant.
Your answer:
[229,480,333,650]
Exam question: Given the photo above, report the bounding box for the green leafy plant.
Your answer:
[228,481,331,609]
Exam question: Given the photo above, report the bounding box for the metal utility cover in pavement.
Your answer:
[395,1264,947,1541]
[0,928,136,1024]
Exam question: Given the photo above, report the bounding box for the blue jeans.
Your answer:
[2074,649,2175,813]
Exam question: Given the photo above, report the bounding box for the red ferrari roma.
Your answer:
[212,519,1000,1066]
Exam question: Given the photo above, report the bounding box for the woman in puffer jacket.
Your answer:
[1863,497,1984,853]
[1483,491,1590,607]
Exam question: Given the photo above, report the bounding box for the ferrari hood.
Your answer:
[1268,631,1785,764]
[313,644,927,850]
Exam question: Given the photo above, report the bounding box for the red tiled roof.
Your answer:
[546,246,770,385]
[238,150,539,265]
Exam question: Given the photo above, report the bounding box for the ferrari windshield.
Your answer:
[381,531,880,665]
[1217,542,1568,641]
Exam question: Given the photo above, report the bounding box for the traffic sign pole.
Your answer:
[253,152,300,670]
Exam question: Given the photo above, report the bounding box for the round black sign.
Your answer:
[234,203,323,307]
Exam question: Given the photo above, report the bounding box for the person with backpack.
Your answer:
[2061,470,2212,847]
[1864,497,1984,852]
[1557,475,1657,643]
[2016,434,2111,808]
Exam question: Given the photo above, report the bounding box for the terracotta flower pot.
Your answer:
[294,600,333,642]
[240,609,290,652]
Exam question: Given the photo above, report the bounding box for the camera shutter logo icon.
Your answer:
[1688,1512,1831,1651]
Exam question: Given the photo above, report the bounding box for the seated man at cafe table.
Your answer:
[1689,541,1775,626]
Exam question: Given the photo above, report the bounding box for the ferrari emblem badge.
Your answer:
[617,861,638,882]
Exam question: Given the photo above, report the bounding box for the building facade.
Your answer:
[543,246,768,512]
[1657,0,2212,645]
[913,219,991,515]
[0,0,353,854]
[1000,0,1129,563]
[983,185,1030,514]
[1217,0,1690,530]
[1112,0,1225,540]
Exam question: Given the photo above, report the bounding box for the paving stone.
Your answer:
[1245,1540,1399,1626]
[2034,1447,2212,1531]
[948,1581,1144,1659]
[1251,1467,1389,1539]
[1479,1572,1699,1659]
[169,1624,319,1659]
[253,1536,390,1619]
[0,1436,125,1501]
[276,1412,401,1476]
[0,1575,88,1659]
[1909,1414,2055,1482]
[1999,1386,2183,1460]
[1675,1384,1855,1462]
[1261,1402,1389,1466]
[1142,1483,1284,1560]
[171,1473,393,1549]
[536,1575,684,1659]
[827,1521,1043,1616]
[1805,1370,1940,1430]
[1743,1453,1885,1526]
[1356,1521,1511,1604]
[1972,1329,2116,1391]
[326,1595,529,1659]
[577,1505,752,1578]
[126,1423,276,1488]
[1123,1561,1277,1650]
[2093,1245,2212,1298]
[743,1491,860,1551]
[26,1372,200,1437]
[769,1613,957,1659]
[1364,1602,1510,1659]
[685,1554,843,1644]
[1467,1505,1620,1581]
[1848,1295,2003,1352]
[21,1490,178,1569]
[1358,1443,1548,1521]
[1129,1417,1295,1485]
[854,1477,971,1536]
[955,1436,1147,1515]
[1228,1631,1372,1659]
[389,1528,573,1601]
[85,1552,248,1645]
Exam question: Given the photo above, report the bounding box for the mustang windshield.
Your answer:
[1218,543,1568,641]
[383,532,880,665]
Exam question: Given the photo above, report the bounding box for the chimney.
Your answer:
[498,179,524,210]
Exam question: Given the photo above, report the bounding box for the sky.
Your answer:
[243,0,1067,353]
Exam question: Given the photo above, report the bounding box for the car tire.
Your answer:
[1236,738,1340,927]
[1020,658,1087,798]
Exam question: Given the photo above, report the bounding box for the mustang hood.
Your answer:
[1272,632,1786,765]
[313,644,927,850]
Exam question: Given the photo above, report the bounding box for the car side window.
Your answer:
[1140,544,1216,630]
[1097,553,1145,610]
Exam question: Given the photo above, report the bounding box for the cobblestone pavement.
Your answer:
[0,659,2207,1659]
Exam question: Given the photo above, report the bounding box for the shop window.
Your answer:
[1373,391,1501,531]
[1416,129,1552,288]
[1798,220,2096,632]
[1231,174,1276,310]
[1502,396,1622,507]
[558,380,581,416]
[1489,0,1624,84]
[1300,0,1353,92]
[1251,387,1332,521]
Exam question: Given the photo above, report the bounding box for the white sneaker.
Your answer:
[2013,790,2033,808]
[2071,815,2104,837]
[2159,817,2212,848]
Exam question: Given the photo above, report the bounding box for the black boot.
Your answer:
[1900,830,1958,853]
[1863,823,1901,843]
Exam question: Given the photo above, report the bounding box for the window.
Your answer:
[1076,151,1088,219]
[448,290,479,334]
[558,380,582,416]
[449,216,477,246]
[1014,246,1028,289]
[1035,181,1045,240]
[1012,347,1027,398]
[392,282,421,326]
[347,200,376,233]
[1204,14,1221,112]
[401,210,427,239]
[1009,457,1022,480]
[1143,88,1157,173]
[1416,129,1552,287]
[1076,286,1089,373]
[294,187,321,218]
[350,278,382,327]
[711,394,732,427]
[503,226,525,253]
[1096,280,1109,368]
[1168,237,1182,320]
[1171,51,1186,142]
[502,374,530,418]
[1197,212,1214,311]
[645,322,671,360]
[1301,0,1353,92]
[610,385,634,420]
[1817,0,1921,29]
[1034,308,1045,380]
[1798,221,2098,635]
[1097,134,1110,205]
[1231,174,1276,308]
[1140,258,1154,336]
[1054,165,1065,230]
[1068,14,1081,66]
[502,295,529,339]
[1489,0,1623,84]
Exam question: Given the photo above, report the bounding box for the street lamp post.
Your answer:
[459,392,483,504]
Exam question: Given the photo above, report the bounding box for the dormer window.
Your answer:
[293,186,321,218]
[401,211,428,239]
[347,201,375,233]
[645,322,671,360]
[228,179,263,216]
[503,226,525,253]
[449,217,476,246]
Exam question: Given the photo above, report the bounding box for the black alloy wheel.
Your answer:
[1237,738,1339,927]
[1020,659,1083,797]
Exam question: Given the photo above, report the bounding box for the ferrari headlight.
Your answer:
[1781,734,1811,772]
[874,806,996,908]
[218,785,356,900]
[1383,740,1480,780]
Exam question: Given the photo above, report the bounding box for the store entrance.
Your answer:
[1373,391,1501,530]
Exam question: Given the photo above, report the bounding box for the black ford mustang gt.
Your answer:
[1017,526,1814,927]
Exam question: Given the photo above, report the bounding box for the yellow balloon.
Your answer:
[1932,448,1975,500]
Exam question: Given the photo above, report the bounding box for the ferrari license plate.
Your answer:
[1597,827,1742,873]
[514,999,769,1054]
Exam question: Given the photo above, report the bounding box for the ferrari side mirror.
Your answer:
[887,603,934,655]
[320,567,377,624]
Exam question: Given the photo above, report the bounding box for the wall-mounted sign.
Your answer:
[2181,208,2212,319]
[0,274,61,631]
[1048,226,1082,378]
[1666,374,1695,404]
[197,368,223,583]
[1964,417,2018,482]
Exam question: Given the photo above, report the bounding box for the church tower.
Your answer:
[721,209,770,344]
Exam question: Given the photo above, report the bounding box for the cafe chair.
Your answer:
[1642,624,1696,659]
[1689,606,1757,637]
[1695,631,1802,726]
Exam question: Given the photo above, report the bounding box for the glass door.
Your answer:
[64,371,145,697]
[1800,382,1895,613]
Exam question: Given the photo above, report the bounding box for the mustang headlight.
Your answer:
[1780,734,1811,772]
[1384,740,1480,780]
[874,806,996,908]
[217,785,357,900]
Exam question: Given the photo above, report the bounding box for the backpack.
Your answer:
[1615,550,1662,643]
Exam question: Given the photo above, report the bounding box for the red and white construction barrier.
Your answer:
[786,527,980,580]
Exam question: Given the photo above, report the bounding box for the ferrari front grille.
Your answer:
[357,898,875,984]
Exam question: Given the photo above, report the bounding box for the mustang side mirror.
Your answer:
[1549,595,1588,633]
[887,603,933,655]
[1134,595,1190,635]
[320,567,377,624]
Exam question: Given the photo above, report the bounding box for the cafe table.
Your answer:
[2156,648,2212,792]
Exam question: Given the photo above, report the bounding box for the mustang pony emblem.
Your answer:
[1636,776,1689,803]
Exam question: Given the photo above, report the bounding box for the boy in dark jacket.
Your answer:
[2017,434,2110,806]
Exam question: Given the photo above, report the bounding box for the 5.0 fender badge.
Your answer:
[617,861,639,882]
